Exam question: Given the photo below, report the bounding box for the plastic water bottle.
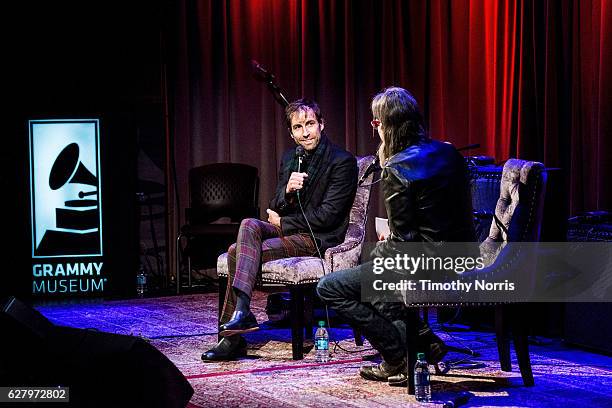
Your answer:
[414,352,431,402]
[314,321,330,362]
[136,267,147,298]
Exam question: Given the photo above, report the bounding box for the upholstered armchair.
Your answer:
[404,159,547,393]
[217,155,376,359]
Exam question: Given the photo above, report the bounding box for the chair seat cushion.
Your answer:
[261,257,330,284]
[217,253,330,285]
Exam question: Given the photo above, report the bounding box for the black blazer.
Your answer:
[269,137,358,252]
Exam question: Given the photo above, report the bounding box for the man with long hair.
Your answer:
[317,87,476,383]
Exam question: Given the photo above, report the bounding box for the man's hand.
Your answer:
[285,172,308,194]
[266,209,281,227]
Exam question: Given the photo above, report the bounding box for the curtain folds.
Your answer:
[170,0,612,247]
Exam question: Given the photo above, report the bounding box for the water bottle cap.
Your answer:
[318,321,325,327]
[417,352,425,360]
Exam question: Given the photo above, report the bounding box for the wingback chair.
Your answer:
[176,163,259,292]
[404,158,547,394]
[217,155,376,359]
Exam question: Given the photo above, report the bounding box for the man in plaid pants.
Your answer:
[202,99,358,361]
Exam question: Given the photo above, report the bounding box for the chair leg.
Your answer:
[512,305,535,386]
[406,322,418,395]
[352,327,364,346]
[290,286,305,360]
[187,255,192,288]
[175,234,183,294]
[495,305,512,372]
[217,276,227,342]
[513,332,535,386]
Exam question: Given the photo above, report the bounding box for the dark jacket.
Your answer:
[375,139,476,256]
[270,136,358,251]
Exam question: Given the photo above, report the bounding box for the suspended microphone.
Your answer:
[250,59,290,107]
[358,156,381,186]
[295,146,306,173]
[251,59,273,82]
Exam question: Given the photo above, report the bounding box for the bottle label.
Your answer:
[414,371,430,386]
[315,338,328,350]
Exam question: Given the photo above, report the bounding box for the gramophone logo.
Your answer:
[29,120,103,258]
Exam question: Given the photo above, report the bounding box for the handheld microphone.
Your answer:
[295,146,306,173]
[358,156,381,186]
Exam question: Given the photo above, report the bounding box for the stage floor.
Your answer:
[36,292,612,407]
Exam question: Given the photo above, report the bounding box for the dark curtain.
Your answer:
[168,0,612,265]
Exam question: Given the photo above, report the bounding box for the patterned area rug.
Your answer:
[36,293,612,407]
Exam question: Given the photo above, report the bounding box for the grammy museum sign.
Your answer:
[29,119,106,295]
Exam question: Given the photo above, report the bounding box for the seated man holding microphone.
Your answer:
[202,99,358,361]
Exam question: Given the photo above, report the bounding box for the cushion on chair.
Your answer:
[217,252,329,284]
[261,257,331,285]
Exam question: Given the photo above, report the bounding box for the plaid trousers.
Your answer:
[220,218,317,323]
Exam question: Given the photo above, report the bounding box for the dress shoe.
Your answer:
[387,341,448,387]
[387,371,409,387]
[359,358,406,382]
[201,336,247,362]
[219,310,259,336]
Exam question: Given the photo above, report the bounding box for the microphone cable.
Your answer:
[293,150,331,332]
[428,307,486,372]
[294,152,374,358]
[296,189,372,356]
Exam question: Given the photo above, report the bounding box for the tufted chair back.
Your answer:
[324,155,376,272]
[479,159,547,268]
[187,163,259,224]
[487,159,547,242]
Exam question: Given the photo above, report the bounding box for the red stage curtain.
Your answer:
[169,0,612,247]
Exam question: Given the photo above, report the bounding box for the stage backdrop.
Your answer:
[169,0,611,269]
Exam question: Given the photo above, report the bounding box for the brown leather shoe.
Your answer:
[388,342,447,387]
[359,358,406,382]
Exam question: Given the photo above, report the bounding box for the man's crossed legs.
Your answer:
[202,218,316,361]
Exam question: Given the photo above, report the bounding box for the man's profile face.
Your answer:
[289,108,324,152]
